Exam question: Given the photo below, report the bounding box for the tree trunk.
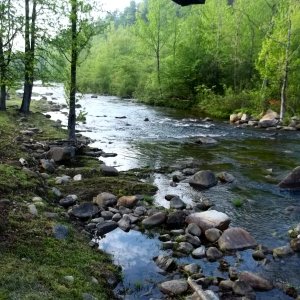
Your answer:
[0,19,6,111]
[20,0,36,114]
[280,18,291,122]
[0,84,6,110]
[68,0,78,141]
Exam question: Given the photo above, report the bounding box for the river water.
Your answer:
[32,84,300,299]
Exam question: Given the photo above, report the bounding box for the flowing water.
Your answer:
[31,83,300,299]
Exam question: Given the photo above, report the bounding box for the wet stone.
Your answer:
[170,196,186,210]
[183,263,200,275]
[206,247,223,261]
[71,203,100,220]
[101,211,114,220]
[177,242,194,254]
[205,228,222,243]
[186,223,202,237]
[192,246,206,259]
[232,280,254,296]
[159,279,188,296]
[273,245,294,257]
[96,221,118,236]
[155,255,177,272]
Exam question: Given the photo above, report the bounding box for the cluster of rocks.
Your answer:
[230,109,300,131]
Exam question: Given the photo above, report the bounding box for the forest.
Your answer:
[77,0,300,120]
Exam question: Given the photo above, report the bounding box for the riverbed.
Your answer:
[32,83,300,299]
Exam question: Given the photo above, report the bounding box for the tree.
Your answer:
[0,0,22,110]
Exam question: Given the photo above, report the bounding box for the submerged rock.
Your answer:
[218,227,257,251]
[155,255,177,272]
[186,210,231,231]
[238,271,273,291]
[273,245,294,257]
[217,172,235,183]
[195,137,218,145]
[278,166,300,190]
[189,170,218,189]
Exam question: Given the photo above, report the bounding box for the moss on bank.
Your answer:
[0,99,138,299]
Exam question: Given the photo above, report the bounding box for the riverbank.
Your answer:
[0,99,155,299]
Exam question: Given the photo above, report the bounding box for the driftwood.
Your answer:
[187,277,219,300]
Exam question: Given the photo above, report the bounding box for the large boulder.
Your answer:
[189,170,217,189]
[238,272,273,291]
[47,146,75,163]
[278,166,300,190]
[96,221,118,236]
[142,212,166,228]
[218,227,257,251]
[71,203,100,220]
[186,210,231,232]
[93,192,117,207]
[100,165,119,176]
[258,109,279,128]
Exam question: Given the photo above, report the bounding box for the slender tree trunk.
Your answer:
[68,0,78,141]
[0,37,6,111]
[280,18,291,122]
[20,0,36,114]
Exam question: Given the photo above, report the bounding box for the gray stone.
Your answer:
[161,241,175,250]
[230,113,240,123]
[185,234,201,247]
[91,217,105,224]
[52,187,62,198]
[100,165,119,176]
[291,238,300,252]
[59,195,77,208]
[183,263,200,275]
[71,203,100,219]
[171,229,185,236]
[218,227,257,251]
[93,192,117,207]
[219,279,234,291]
[192,246,206,259]
[189,170,218,189]
[55,175,71,185]
[177,242,194,254]
[206,247,223,261]
[96,221,118,236]
[47,146,75,163]
[118,215,131,232]
[142,212,167,228]
[53,224,69,240]
[170,196,186,210]
[101,211,114,220]
[134,206,147,216]
[159,234,171,242]
[64,275,74,283]
[186,223,202,237]
[159,279,188,296]
[205,228,222,243]
[155,255,177,272]
[28,204,38,216]
[259,109,279,128]
[238,271,273,291]
[279,166,300,190]
[195,137,218,145]
[112,213,122,222]
[40,159,55,173]
[252,250,266,260]
[217,172,235,183]
[73,174,82,181]
[232,280,254,296]
[186,210,231,232]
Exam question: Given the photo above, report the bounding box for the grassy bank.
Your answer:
[0,97,156,299]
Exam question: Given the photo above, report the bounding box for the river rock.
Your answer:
[186,210,231,232]
[192,246,206,259]
[218,227,257,251]
[93,192,117,207]
[186,223,202,237]
[59,195,77,208]
[159,279,188,296]
[252,250,266,260]
[206,247,223,261]
[180,234,201,247]
[259,109,279,128]
[183,263,200,275]
[230,114,240,123]
[273,245,294,257]
[241,113,251,122]
[28,204,38,216]
[134,206,147,216]
[112,213,121,222]
[47,146,75,163]
[40,159,55,173]
[165,194,178,201]
[170,196,186,210]
[155,255,177,272]
[142,212,166,228]
[71,203,100,219]
[100,165,119,176]
[217,172,235,183]
[101,211,114,220]
[189,170,218,189]
[205,228,222,243]
[219,279,234,291]
[232,280,254,296]
[118,215,131,232]
[96,221,118,236]
[53,224,69,240]
[117,196,138,208]
[161,241,175,250]
[177,242,194,254]
[278,166,300,189]
[73,174,82,181]
[195,137,218,145]
[290,238,300,252]
[166,211,186,229]
[239,271,273,291]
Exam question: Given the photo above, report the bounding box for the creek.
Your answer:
[32,83,300,299]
